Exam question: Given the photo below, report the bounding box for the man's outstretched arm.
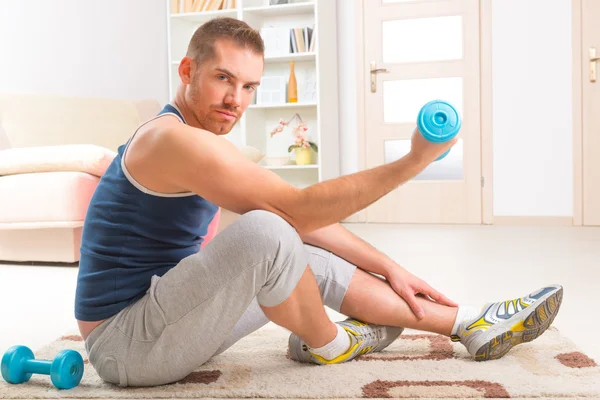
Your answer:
[301,223,458,319]
[159,122,456,236]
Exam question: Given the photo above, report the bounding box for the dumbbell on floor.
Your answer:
[1,345,84,390]
[416,100,462,161]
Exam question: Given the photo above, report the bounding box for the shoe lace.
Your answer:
[354,325,384,346]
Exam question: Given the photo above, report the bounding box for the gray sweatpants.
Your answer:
[84,210,357,387]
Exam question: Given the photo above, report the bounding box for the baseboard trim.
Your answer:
[218,211,574,227]
[493,216,574,226]
[341,214,361,223]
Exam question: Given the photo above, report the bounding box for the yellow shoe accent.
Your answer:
[342,327,360,337]
[519,297,530,309]
[511,320,527,333]
[524,313,536,328]
[537,305,548,322]
[548,296,557,313]
[466,316,493,332]
[308,340,361,365]
[490,337,500,348]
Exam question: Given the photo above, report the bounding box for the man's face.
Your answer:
[185,39,263,135]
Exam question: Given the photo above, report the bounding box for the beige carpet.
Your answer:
[1,323,599,399]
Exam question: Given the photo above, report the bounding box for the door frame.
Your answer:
[572,0,583,226]
[353,0,494,224]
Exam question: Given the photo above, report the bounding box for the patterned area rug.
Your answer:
[1,323,599,399]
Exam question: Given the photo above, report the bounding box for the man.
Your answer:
[75,18,563,388]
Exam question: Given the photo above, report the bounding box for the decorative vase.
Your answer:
[287,61,298,103]
[294,147,312,165]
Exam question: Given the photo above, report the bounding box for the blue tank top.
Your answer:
[74,104,219,321]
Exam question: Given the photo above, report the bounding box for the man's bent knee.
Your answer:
[239,210,295,235]
[237,210,303,257]
[236,211,308,307]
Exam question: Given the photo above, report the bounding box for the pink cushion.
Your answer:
[201,208,221,248]
[0,171,99,225]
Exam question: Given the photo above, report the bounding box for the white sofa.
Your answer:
[0,93,257,264]
[0,93,161,263]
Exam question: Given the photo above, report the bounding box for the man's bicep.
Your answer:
[194,155,298,216]
[165,127,300,224]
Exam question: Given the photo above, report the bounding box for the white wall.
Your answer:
[0,0,169,104]
[491,0,572,216]
[336,0,574,217]
[336,3,359,180]
[0,0,574,217]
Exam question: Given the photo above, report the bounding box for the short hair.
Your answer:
[186,17,265,66]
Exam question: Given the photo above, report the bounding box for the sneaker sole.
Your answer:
[474,286,563,362]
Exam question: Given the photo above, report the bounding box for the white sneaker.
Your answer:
[452,285,563,361]
[288,318,404,364]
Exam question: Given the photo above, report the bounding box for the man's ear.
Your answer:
[179,56,194,85]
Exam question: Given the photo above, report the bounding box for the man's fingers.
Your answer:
[406,293,425,320]
[427,286,458,307]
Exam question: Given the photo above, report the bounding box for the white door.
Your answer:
[583,0,600,226]
[363,0,482,224]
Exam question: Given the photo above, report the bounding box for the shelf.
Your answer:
[248,102,317,109]
[170,9,237,23]
[262,164,318,170]
[243,2,314,17]
[171,52,316,66]
[264,52,315,63]
[167,0,338,187]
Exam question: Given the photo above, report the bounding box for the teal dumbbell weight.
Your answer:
[416,100,462,161]
[1,345,84,390]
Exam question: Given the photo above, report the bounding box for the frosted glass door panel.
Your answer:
[383,77,463,123]
[382,16,463,64]
[384,139,463,180]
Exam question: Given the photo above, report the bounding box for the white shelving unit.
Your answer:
[166,0,339,188]
[247,101,317,109]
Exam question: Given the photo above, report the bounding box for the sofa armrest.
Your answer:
[0,144,116,177]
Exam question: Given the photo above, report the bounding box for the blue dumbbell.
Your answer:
[416,100,462,161]
[1,345,84,390]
